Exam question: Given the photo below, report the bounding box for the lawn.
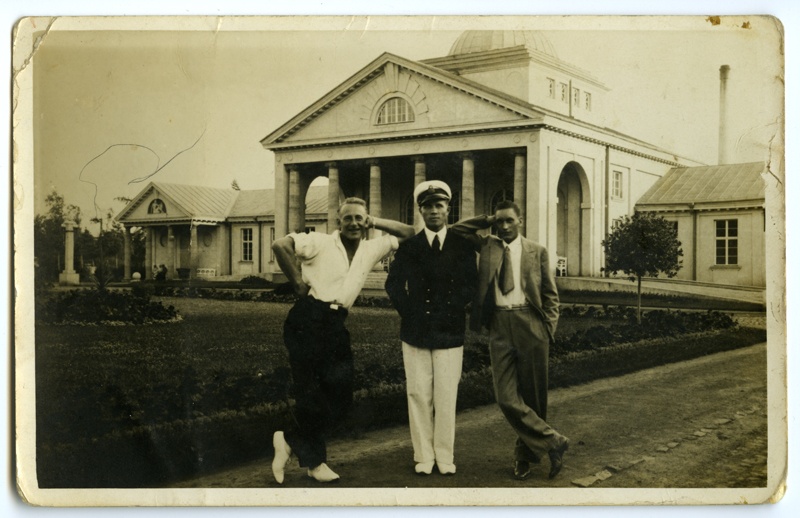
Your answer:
[34,295,765,487]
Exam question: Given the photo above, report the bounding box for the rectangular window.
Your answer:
[241,228,253,262]
[560,83,568,103]
[585,92,592,111]
[572,88,581,107]
[547,78,555,98]
[715,219,738,265]
[612,171,623,199]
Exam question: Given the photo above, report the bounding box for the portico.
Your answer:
[262,40,698,279]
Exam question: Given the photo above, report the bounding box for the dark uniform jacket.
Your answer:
[385,229,478,349]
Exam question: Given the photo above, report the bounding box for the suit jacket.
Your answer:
[385,229,478,349]
[451,216,559,341]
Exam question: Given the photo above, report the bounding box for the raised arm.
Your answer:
[271,236,309,297]
[370,217,416,243]
[450,214,495,251]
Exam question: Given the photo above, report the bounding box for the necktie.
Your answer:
[499,246,514,294]
[432,234,441,253]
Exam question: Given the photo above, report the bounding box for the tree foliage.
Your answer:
[34,190,82,283]
[34,190,147,287]
[602,211,683,323]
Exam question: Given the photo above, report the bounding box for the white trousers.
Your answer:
[402,342,463,465]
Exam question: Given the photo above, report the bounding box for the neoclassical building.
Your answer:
[118,31,766,288]
[116,182,330,280]
[261,30,702,280]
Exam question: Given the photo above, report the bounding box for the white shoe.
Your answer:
[271,431,292,484]
[414,461,434,475]
[307,462,340,482]
[437,462,456,475]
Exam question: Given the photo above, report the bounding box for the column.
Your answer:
[368,159,382,239]
[413,156,426,231]
[58,220,80,285]
[514,151,527,212]
[525,141,545,243]
[327,162,340,232]
[460,153,476,220]
[274,163,289,241]
[167,225,175,278]
[287,166,302,233]
[189,223,198,280]
[123,226,132,280]
[145,228,153,280]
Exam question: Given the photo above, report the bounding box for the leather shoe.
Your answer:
[271,431,292,484]
[436,462,456,475]
[307,463,340,482]
[548,435,570,479]
[514,460,531,480]
[414,461,434,475]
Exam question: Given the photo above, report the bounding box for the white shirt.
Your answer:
[290,230,399,309]
[494,235,527,307]
[423,226,447,249]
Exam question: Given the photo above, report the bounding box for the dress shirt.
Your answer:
[493,235,527,307]
[423,226,447,249]
[290,230,399,309]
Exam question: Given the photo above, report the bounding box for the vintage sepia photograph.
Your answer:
[12,13,786,508]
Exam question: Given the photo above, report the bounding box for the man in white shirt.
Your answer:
[452,200,569,481]
[270,197,413,484]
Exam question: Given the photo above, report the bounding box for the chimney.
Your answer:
[718,65,730,165]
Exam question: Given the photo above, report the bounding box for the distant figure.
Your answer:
[155,264,167,282]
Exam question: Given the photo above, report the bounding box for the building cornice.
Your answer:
[422,45,609,91]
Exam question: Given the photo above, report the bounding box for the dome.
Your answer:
[448,30,558,59]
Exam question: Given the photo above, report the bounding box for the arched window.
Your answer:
[376,97,414,125]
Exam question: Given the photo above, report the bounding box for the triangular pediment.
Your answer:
[116,182,237,224]
[116,183,191,223]
[262,53,544,148]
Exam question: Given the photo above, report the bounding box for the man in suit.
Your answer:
[385,180,477,475]
[452,200,569,480]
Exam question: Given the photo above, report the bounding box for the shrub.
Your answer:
[239,275,272,287]
[37,288,179,324]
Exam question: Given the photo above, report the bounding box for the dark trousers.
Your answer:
[282,296,353,469]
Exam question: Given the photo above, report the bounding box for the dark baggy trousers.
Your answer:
[282,296,353,469]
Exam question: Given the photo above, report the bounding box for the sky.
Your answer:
[29,16,782,228]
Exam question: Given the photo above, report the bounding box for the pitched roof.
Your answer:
[636,162,765,207]
[228,185,328,218]
[227,189,274,218]
[149,182,239,218]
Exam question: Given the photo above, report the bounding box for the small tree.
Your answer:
[602,211,683,323]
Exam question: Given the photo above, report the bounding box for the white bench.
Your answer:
[197,268,216,278]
